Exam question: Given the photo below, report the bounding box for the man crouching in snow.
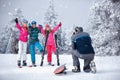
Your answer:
[71,27,95,73]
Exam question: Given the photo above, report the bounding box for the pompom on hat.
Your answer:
[22,19,28,23]
[45,24,50,29]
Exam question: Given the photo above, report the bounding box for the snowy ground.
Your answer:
[0,54,120,80]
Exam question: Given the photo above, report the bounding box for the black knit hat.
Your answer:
[75,27,83,32]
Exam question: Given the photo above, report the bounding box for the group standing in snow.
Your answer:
[15,18,62,67]
[15,18,96,73]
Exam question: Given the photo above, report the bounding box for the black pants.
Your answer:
[72,50,94,69]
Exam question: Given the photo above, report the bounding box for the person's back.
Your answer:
[73,32,95,54]
[71,27,95,73]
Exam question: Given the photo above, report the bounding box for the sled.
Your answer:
[54,64,67,74]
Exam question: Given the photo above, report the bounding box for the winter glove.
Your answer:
[28,23,32,34]
[15,18,18,23]
[38,25,43,30]
[28,23,31,27]
[58,22,62,26]
[72,42,77,50]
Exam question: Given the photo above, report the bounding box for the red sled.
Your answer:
[54,64,67,74]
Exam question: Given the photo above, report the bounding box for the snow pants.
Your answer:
[17,41,27,61]
[30,42,43,63]
[46,45,56,63]
[72,50,94,69]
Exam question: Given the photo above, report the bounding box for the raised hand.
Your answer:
[58,22,62,26]
[15,18,18,23]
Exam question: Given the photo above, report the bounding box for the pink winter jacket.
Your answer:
[16,23,28,42]
[40,25,61,47]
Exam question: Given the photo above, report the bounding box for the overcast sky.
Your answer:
[0,0,101,30]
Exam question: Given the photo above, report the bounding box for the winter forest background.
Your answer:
[0,0,120,56]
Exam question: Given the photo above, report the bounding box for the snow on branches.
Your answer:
[89,0,120,56]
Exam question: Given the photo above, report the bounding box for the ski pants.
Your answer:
[72,50,94,69]
[47,45,56,63]
[17,41,27,61]
[30,42,43,63]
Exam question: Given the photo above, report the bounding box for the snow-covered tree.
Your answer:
[0,26,12,53]
[7,8,25,54]
[44,0,63,53]
[0,8,24,54]
[44,0,57,26]
[89,0,120,56]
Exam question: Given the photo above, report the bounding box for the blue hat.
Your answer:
[31,21,36,25]
[22,19,28,23]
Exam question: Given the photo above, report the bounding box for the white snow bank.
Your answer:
[0,54,120,80]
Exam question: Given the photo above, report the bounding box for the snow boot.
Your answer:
[83,65,91,73]
[23,60,27,66]
[90,61,96,73]
[17,60,22,68]
[48,62,54,66]
[29,62,37,67]
[32,62,37,67]
[72,65,81,73]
